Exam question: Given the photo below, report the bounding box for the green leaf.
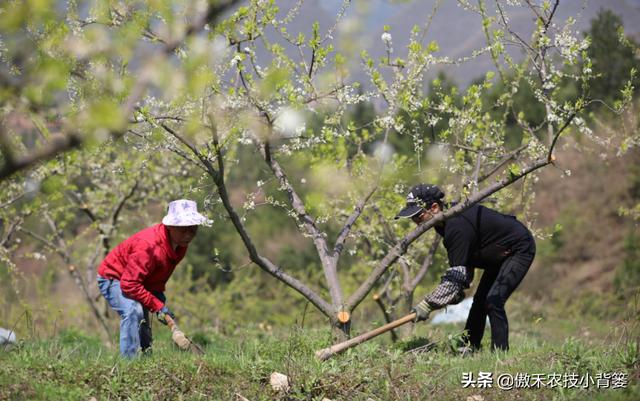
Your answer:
[86,100,127,133]
[260,67,289,96]
[40,175,64,195]
[426,41,439,53]
[507,163,522,178]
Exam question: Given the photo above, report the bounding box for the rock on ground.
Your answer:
[269,372,290,392]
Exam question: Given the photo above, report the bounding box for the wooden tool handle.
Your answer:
[315,312,416,361]
[165,314,177,331]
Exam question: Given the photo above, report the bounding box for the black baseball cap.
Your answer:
[395,184,445,219]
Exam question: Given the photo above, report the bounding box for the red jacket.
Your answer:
[97,224,187,312]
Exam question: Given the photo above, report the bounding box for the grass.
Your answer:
[1,297,638,401]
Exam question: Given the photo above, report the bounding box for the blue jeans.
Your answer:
[97,276,165,358]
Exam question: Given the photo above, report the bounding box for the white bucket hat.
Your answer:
[162,199,211,226]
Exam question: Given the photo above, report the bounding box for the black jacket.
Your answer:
[435,203,532,269]
[425,203,534,309]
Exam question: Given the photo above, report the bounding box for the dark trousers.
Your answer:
[464,238,536,351]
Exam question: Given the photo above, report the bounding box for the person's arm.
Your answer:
[413,225,475,321]
[424,265,474,308]
[120,241,165,312]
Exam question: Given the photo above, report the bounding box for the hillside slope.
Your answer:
[523,136,639,298]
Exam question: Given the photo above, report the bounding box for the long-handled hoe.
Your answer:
[165,315,205,356]
[315,312,417,361]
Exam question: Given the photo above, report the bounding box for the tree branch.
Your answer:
[165,123,321,300]
[129,128,204,170]
[303,84,346,104]
[0,132,82,181]
[92,179,140,255]
[70,193,99,224]
[333,185,377,256]
[111,180,138,229]
[495,1,536,58]
[548,112,576,161]
[378,265,399,300]
[1,218,22,248]
[209,141,333,316]
[20,227,65,258]
[373,295,399,342]
[0,192,26,209]
[470,150,484,193]
[477,143,528,182]
[543,1,560,32]
[85,239,105,291]
[368,205,404,301]
[160,123,200,156]
[123,0,241,114]
[259,140,345,309]
[409,236,441,291]
[162,125,333,316]
[44,212,71,261]
[259,141,330,257]
[0,0,241,182]
[20,222,113,339]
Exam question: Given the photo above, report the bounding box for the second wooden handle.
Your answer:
[315,312,416,361]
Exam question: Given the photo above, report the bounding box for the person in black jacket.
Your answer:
[396,184,536,351]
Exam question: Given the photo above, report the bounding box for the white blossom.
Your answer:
[238,133,254,145]
[24,178,40,194]
[230,54,242,67]
[372,141,395,163]
[377,115,394,128]
[274,107,305,138]
[546,112,561,123]
[554,27,580,63]
[579,125,593,135]
[244,190,257,210]
[212,35,229,56]
[427,115,441,127]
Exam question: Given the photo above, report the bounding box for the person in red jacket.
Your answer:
[97,199,210,357]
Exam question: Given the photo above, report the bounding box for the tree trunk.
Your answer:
[331,318,351,342]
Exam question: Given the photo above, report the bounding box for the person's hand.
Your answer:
[412,300,433,322]
[156,305,175,325]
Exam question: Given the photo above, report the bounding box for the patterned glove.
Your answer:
[412,299,433,322]
[156,305,175,325]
